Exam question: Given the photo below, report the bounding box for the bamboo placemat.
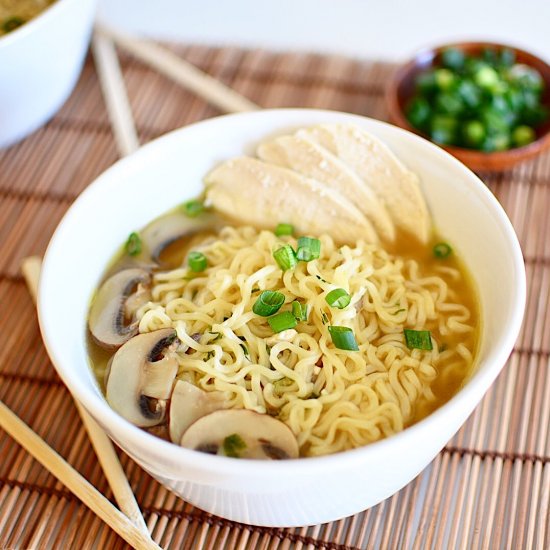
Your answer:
[0,44,549,550]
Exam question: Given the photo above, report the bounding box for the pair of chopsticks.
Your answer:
[1,27,259,548]
[93,24,259,155]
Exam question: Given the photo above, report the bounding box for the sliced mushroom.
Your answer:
[105,328,180,427]
[140,211,216,264]
[180,409,300,459]
[89,268,151,350]
[168,380,227,444]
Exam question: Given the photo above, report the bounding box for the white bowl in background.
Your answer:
[38,109,526,527]
[0,0,97,149]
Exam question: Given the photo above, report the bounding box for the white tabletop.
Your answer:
[98,0,550,62]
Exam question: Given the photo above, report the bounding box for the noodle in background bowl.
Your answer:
[38,109,526,527]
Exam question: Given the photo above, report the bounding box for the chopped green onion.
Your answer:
[223,433,246,458]
[273,244,297,271]
[292,301,308,321]
[188,251,207,272]
[296,236,321,262]
[275,223,294,237]
[2,16,25,33]
[325,288,351,309]
[268,311,298,333]
[433,242,453,259]
[125,232,142,256]
[404,329,433,351]
[182,199,205,217]
[328,326,359,351]
[253,290,285,316]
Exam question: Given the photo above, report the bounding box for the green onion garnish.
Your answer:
[253,290,285,317]
[188,251,207,272]
[292,300,308,321]
[273,244,297,271]
[275,223,294,237]
[328,326,359,351]
[2,16,25,33]
[433,242,453,259]
[223,433,247,458]
[325,288,351,309]
[404,329,433,350]
[268,311,298,333]
[125,232,142,256]
[296,236,321,262]
[182,199,205,217]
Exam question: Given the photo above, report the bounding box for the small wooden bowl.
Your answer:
[386,42,550,171]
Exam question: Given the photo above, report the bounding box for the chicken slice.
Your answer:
[297,124,431,243]
[257,135,395,243]
[204,157,377,244]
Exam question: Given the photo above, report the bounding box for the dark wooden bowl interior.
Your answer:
[387,42,550,171]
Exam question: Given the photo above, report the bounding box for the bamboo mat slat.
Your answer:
[0,43,549,549]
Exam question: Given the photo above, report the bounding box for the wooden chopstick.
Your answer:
[96,24,259,114]
[12,28,260,545]
[21,256,152,539]
[92,31,140,156]
[0,399,161,550]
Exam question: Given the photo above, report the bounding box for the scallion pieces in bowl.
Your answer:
[328,326,359,351]
[273,244,297,271]
[253,290,285,317]
[268,311,298,333]
[325,288,351,309]
[433,242,453,259]
[404,329,433,351]
[296,237,321,261]
[125,232,142,256]
[188,251,208,272]
[275,223,294,237]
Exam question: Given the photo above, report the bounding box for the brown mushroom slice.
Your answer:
[180,409,299,459]
[88,268,151,350]
[105,328,180,427]
[140,210,216,264]
[168,380,227,444]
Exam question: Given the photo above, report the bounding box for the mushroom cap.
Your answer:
[180,409,300,459]
[106,328,179,427]
[88,268,151,350]
[168,380,227,444]
[141,210,217,265]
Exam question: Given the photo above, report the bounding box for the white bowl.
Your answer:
[38,109,526,527]
[0,0,97,149]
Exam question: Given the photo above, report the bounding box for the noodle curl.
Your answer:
[135,226,476,456]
